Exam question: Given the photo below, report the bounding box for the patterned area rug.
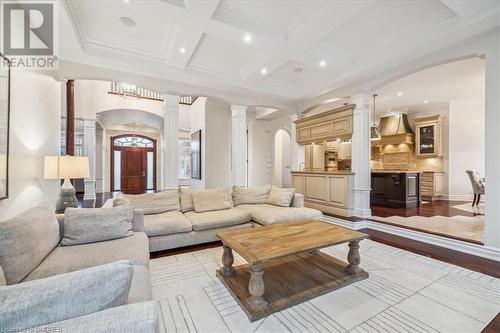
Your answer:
[150,240,499,333]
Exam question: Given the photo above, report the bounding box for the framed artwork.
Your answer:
[418,125,435,155]
[0,53,10,200]
[191,130,201,180]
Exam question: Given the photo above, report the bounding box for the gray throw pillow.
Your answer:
[0,260,133,332]
[61,206,134,246]
[0,203,60,284]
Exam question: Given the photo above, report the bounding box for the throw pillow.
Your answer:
[192,188,233,213]
[0,203,60,284]
[179,188,194,213]
[266,187,295,207]
[0,260,133,332]
[114,191,180,215]
[61,206,134,246]
[232,185,271,206]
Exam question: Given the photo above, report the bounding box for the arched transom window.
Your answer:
[113,136,154,148]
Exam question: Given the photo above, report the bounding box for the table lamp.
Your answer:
[44,156,90,212]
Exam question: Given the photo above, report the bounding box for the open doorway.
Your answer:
[369,57,485,244]
[273,129,292,188]
[111,135,156,194]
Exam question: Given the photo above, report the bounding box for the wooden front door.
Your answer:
[121,149,147,194]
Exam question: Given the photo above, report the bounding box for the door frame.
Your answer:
[110,134,157,192]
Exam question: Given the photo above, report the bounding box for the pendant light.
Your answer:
[370,94,381,141]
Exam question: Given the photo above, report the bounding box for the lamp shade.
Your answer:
[44,156,90,179]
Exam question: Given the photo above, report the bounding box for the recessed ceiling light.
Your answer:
[179,47,186,54]
[123,0,130,3]
[319,60,326,67]
[397,92,403,96]
[293,68,303,73]
[243,34,252,44]
[261,68,267,75]
[424,100,429,104]
[119,16,136,27]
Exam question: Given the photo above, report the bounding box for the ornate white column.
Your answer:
[290,114,304,171]
[231,105,248,187]
[83,119,96,200]
[163,94,180,190]
[484,41,500,248]
[351,94,372,218]
[95,125,104,193]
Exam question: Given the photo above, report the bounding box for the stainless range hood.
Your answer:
[374,113,415,145]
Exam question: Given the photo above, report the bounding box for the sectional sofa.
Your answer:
[111,185,323,252]
[0,185,321,332]
[0,203,157,332]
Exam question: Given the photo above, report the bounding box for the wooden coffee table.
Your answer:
[216,219,368,321]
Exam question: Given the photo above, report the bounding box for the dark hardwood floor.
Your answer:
[371,200,482,218]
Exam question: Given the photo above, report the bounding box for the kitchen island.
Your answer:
[371,171,421,208]
[291,171,355,217]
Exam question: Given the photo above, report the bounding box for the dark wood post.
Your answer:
[66,79,75,156]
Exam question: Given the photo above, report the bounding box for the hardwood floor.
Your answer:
[371,200,482,218]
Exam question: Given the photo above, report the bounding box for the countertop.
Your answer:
[291,170,355,175]
[371,170,422,174]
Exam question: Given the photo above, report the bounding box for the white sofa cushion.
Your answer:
[238,204,322,225]
[115,191,180,215]
[24,233,149,282]
[232,185,271,206]
[62,206,134,246]
[0,203,60,284]
[192,188,233,213]
[0,260,133,332]
[266,187,295,207]
[185,208,251,231]
[143,211,192,237]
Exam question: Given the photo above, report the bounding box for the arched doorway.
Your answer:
[111,134,157,194]
[273,129,292,188]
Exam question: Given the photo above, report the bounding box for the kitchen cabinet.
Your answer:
[294,105,354,144]
[371,172,421,208]
[415,115,445,157]
[304,144,325,172]
[291,171,355,216]
[421,171,444,201]
[337,142,352,160]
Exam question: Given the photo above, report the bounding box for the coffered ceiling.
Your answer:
[61,0,500,110]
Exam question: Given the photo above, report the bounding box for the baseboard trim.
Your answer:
[322,216,500,262]
[442,194,484,202]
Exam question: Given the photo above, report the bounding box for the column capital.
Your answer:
[351,93,371,113]
[163,94,180,108]
[231,104,247,113]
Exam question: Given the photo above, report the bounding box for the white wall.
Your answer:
[248,114,293,187]
[205,101,231,189]
[448,99,485,200]
[189,97,206,189]
[273,129,292,187]
[0,71,61,219]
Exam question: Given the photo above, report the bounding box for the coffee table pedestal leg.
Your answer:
[220,244,235,276]
[248,263,268,309]
[347,240,361,274]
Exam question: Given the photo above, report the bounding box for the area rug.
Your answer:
[453,203,485,215]
[371,215,484,243]
[150,240,498,333]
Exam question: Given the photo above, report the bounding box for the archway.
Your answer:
[273,129,292,188]
[110,134,157,194]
